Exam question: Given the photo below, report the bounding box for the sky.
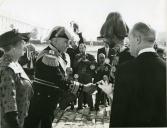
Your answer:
[0,0,167,40]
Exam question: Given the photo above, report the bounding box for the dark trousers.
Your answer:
[78,92,93,109]
[24,94,57,128]
[77,73,94,109]
[58,90,76,110]
[95,89,108,109]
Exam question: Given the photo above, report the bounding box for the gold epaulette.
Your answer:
[42,54,59,67]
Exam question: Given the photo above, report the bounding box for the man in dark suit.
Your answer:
[109,22,166,127]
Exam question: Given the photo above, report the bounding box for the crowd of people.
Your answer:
[0,12,166,128]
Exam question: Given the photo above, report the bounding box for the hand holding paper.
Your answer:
[98,80,113,99]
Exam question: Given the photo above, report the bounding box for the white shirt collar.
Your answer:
[8,62,30,81]
[138,47,156,56]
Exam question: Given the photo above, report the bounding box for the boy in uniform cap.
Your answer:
[24,26,96,128]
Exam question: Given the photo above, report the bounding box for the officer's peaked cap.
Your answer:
[48,26,72,40]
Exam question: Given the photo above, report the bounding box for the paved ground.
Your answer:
[52,106,110,128]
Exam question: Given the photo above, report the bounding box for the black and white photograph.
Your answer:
[0,0,166,127]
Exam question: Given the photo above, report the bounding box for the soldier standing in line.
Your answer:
[24,26,96,128]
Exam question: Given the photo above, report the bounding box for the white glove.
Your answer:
[98,80,113,99]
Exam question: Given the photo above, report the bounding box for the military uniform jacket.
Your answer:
[34,46,83,101]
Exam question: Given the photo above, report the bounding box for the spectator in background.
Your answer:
[0,30,33,128]
[66,40,78,71]
[71,22,84,45]
[67,22,86,71]
[71,22,85,54]
[156,47,166,60]
[154,44,166,61]
[74,43,96,110]
[97,41,114,65]
[18,33,38,80]
[94,53,112,110]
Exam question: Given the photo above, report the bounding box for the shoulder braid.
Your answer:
[42,54,59,67]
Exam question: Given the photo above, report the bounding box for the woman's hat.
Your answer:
[0,29,28,47]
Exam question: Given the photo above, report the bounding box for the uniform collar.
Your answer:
[10,62,31,81]
[48,43,61,56]
[0,54,14,66]
[138,47,155,56]
[0,54,30,81]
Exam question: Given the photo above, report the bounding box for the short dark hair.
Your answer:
[79,43,86,48]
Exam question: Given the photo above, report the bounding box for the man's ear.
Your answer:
[136,35,141,44]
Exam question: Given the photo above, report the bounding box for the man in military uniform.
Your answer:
[94,53,112,110]
[24,26,96,128]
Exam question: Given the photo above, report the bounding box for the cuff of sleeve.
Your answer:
[69,81,83,95]
[77,83,84,96]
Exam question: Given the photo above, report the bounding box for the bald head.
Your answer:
[131,22,156,43]
[129,22,156,57]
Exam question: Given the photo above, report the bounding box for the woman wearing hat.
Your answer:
[0,30,33,128]
[98,12,133,79]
